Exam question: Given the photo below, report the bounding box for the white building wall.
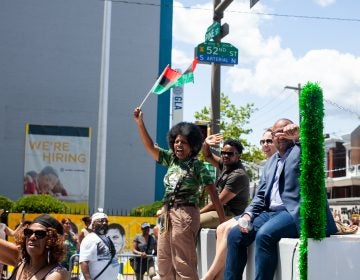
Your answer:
[0,0,166,212]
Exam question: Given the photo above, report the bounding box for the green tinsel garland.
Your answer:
[299,82,327,280]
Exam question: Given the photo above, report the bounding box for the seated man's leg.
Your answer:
[254,210,298,280]
[200,211,220,229]
[200,211,233,229]
[224,225,256,280]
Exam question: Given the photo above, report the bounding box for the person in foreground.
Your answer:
[200,134,250,228]
[2,214,70,280]
[134,107,225,280]
[202,130,277,280]
[79,212,118,280]
[224,118,337,280]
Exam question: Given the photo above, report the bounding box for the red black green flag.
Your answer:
[151,57,198,95]
[151,66,182,95]
[174,57,198,87]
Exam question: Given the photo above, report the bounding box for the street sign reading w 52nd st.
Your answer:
[195,41,238,65]
[205,22,221,42]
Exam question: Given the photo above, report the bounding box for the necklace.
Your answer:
[20,262,48,280]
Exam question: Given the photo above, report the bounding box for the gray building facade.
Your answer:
[0,0,173,212]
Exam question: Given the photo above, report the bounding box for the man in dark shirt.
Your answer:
[200,134,250,228]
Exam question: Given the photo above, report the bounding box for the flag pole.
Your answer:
[138,65,169,109]
[138,90,152,109]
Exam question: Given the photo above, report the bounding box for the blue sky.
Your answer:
[171,0,360,146]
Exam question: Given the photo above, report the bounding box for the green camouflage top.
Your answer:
[158,148,214,205]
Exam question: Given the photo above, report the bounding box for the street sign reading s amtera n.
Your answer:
[195,41,238,65]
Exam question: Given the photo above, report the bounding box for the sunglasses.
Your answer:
[260,139,273,145]
[220,151,238,157]
[24,228,48,240]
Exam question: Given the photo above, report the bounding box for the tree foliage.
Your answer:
[130,200,163,217]
[194,93,265,180]
[0,195,14,212]
[12,195,68,214]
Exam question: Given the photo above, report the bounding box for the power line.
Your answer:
[250,89,298,127]
[324,98,360,119]
[237,11,360,23]
[107,0,360,23]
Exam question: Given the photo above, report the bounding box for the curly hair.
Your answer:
[167,122,203,158]
[15,226,66,264]
[223,139,244,155]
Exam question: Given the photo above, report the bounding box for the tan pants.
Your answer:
[157,206,200,280]
[200,210,234,229]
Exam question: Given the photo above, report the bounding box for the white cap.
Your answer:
[90,212,108,229]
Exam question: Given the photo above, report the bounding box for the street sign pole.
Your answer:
[211,0,224,134]
[209,0,259,134]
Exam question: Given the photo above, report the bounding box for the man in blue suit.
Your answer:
[224,118,337,280]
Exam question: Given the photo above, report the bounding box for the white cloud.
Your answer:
[227,48,360,109]
[173,1,212,45]
[171,48,192,67]
[314,0,336,7]
[173,0,360,112]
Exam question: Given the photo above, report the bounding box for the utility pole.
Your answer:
[210,0,259,134]
[284,83,302,123]
[211,0,233,134]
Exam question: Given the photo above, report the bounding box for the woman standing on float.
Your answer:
[134,107,225,279]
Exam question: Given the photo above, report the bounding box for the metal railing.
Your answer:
[69,254,80,280]
[69,253,158,280]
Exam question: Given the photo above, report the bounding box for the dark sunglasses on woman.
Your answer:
[23,228,48,240]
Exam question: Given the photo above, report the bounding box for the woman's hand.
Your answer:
[133,107,143,124]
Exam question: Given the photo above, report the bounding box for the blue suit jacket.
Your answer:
[245,144,337,235]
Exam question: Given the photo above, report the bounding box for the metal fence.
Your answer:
[69,253,158,280]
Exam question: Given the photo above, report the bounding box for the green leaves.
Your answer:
[12,195,68,214]
[194,92,264,181]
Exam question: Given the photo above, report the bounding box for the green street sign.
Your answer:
[195,41,238,65]
[205,22,221,42]
[197,41,238,57]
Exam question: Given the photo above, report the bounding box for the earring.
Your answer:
[47,249,51,263]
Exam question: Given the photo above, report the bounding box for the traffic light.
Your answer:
[194,121,210,142]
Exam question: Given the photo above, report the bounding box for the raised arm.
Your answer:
[202,133,222,169]
[0,239,19,266]
[133,107,160,161]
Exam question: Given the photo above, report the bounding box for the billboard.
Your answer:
[24,124,91,205]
